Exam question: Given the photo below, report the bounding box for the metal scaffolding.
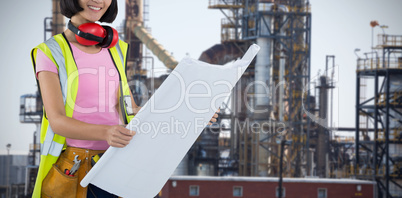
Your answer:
[355,34,402,198]
[207,0,252,177]
[240,0,312,177]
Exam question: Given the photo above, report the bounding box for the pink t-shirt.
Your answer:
[36,43,122,150]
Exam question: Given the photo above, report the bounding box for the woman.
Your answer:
[32,0,218,197]
[32,0,138,197]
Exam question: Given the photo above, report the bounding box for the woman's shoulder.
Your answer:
[33,33,66,51]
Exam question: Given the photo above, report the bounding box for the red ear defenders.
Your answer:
[67,20,118,48]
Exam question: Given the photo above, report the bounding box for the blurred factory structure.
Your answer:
[2,0,399,197]
[355,23,402,197]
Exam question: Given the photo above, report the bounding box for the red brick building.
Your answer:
[160,176,375,198]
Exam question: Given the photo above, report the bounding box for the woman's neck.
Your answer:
[70,15,93,28]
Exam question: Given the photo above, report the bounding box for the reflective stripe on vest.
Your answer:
[40,36,69,157]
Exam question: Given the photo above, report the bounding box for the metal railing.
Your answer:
[378,34,402,47]
[221,17,242,42]
[356,56,402,70]
[208,0,243,9]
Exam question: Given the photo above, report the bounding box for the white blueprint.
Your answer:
[80,44,260,197]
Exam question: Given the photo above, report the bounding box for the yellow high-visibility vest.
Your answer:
[30,33,134,197]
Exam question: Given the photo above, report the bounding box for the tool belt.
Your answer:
[41,147,105,198]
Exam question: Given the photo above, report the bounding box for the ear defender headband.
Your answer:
[67,20,119,48]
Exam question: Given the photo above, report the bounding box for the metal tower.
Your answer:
[355,34,402,198]
[241,0,312,177]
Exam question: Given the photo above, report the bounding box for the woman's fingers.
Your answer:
[107,125,136,148]
[118,126,135,137]
[209,109,220,124]
[214,109,220,118]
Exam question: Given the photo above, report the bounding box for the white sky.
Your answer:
[0,0,401,154]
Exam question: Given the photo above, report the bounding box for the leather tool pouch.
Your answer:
[41,155,78,198]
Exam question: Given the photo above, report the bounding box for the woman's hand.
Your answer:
[133,106,142,114]
[208,109,220,125]
[105,125,136,148]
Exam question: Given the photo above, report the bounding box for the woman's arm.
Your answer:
[38,71,135,148]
